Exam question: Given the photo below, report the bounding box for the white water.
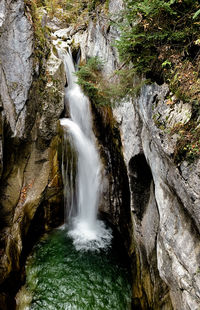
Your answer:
[58,48,112,251]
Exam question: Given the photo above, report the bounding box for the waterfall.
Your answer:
[58,47,112,251]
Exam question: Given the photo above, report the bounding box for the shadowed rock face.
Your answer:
[0,1,66,307]
[128,154,152,220]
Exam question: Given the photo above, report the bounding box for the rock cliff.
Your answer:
[0,1,199,310]
[0,1,65,307]
[63,0,200,309]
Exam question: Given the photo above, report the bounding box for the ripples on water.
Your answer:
[17,227,132,310]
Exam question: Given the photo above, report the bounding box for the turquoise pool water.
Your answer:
[19,227,132,310]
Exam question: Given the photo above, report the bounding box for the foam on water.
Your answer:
[68,219,112,252]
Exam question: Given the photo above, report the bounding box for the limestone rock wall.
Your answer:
[0,1,65,307]
[135,84,200,310]
[65,1,200,309]
[0,0,33,138]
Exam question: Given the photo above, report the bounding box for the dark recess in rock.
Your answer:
[129,154,152,220]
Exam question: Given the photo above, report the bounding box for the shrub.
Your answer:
[76,57,113,106]
[115,0,200,76]
[113,0,200,164]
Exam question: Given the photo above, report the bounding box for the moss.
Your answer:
[170,100,200,164]
[173,122,200,164]
[23,1,50,137]
[153,113,166,130]
[25,0,50,74]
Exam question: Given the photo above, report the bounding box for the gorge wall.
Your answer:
[0,1,199,310]
[0,1,65,307]
[58,0,200,308]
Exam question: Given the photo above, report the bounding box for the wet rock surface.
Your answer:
[0,1,65,307]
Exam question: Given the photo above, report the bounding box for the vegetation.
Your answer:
[172,102,200,163]
[76,57,113,106]
[76,56,148,107]
[26,0,200,163]
[115,0,200,76]
[25,0,50,72]
[112,0,200,163]
[28,0,107,26]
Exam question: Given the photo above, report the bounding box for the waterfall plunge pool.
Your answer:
[16,226,132,310]
[16,45,131,310]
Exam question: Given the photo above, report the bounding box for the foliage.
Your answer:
[166,60,200,103]
[43,0,86,20]
[193,8,200,19]
[173,123,200,163]
[31,0,107,25]
[75,57,112,106]
[113,0,200,163]
[75,56,147,106]
[115,0,200,76]
[115,67,150,98]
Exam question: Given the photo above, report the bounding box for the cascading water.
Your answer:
[58,46,112,251]
[16,44,132,310]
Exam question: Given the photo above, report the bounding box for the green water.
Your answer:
[21,227,132,310]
